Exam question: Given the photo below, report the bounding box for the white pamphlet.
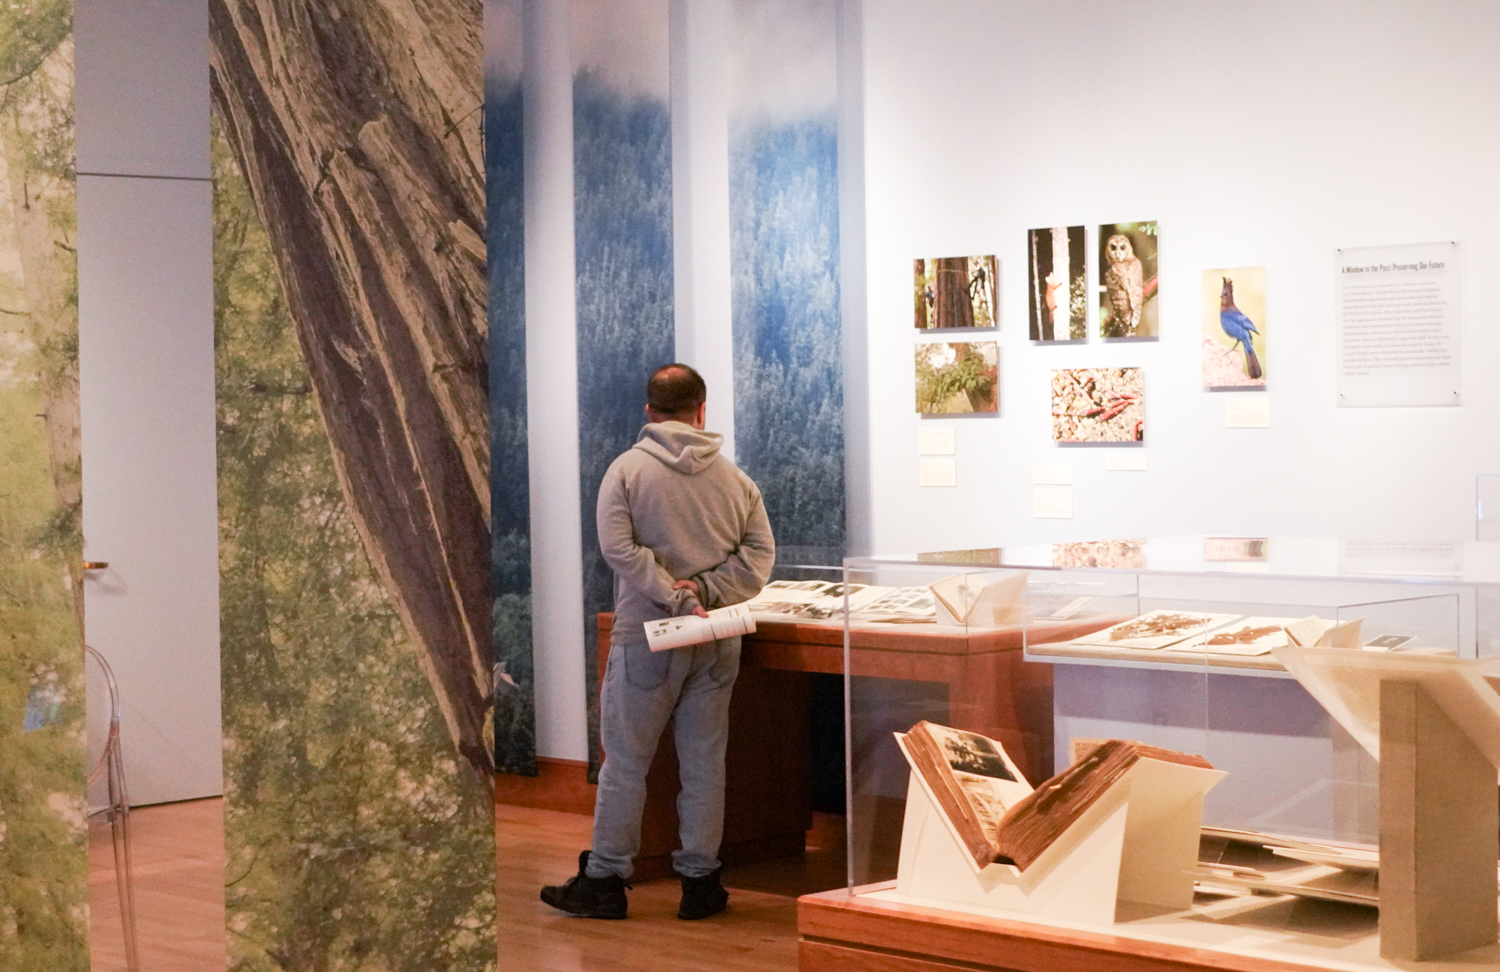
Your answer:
[644,603,756,652]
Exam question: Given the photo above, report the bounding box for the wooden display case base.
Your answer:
[798,883,1500,972]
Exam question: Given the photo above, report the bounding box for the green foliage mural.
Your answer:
[214,127,496,972]
[0,0,86,968]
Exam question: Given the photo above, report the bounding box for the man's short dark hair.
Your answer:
[647,364,706,416]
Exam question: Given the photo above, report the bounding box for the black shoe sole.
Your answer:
[540,888,627,920]
[677,900,727,920]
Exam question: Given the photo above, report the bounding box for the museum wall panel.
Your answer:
[74,0,209,180]
[77,175,220,808]
[210,0,496,966]
[860,0,1500,553]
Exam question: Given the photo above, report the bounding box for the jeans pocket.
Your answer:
[707,640,741,689]
[622,641,672,691]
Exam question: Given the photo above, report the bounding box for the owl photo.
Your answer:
[1098,222,1158,339]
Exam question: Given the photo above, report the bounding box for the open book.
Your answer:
[643,603,755,652]
[898,721,1213,871]
[929,571,1026,627]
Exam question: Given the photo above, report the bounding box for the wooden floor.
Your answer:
[89,797,843,972]
[89,799,226,972]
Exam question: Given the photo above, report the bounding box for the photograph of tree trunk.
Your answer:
[1027,227,1085,341]
[0,3,86,968]
[210,1,496,969]
[914,255,998,331]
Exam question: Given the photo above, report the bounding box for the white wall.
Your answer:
[859,0,1500,553]
[76,0,221,805]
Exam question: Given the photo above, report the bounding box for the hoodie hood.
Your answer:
[634,421,722,474]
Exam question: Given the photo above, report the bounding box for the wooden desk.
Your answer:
[596,613,1111,881]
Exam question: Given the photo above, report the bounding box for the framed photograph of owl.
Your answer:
[914,255,999,330]
[1202,267,1267,389]
[1027,226,1086,341]
[1098,222,1159,339]
[1051,368,1144,442]
[915,341,999,414]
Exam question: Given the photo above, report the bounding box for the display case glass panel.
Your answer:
[841,538,1500,969]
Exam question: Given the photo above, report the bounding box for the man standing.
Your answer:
[542,364,775,920]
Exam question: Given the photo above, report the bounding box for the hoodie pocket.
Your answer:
[622,641,672,691]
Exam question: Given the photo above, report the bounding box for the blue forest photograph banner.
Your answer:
[570,0,676,773]
[729,0,845,568]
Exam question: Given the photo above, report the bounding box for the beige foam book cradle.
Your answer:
[893,732,1224,925]
[929,570,1027,628]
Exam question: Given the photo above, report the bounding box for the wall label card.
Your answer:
[1032,462,1072,485]
[1336,241,1461,407]
[919,457,958,487]
[1106,453,1148,471]
[1225,397,1271,428]
[918,426,957,455]
[1033,487,1074,519]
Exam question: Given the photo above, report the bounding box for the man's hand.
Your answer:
[674,579,708,617]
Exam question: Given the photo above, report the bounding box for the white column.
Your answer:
[524,0,589,762]
[75,0,221,806]
[837,0,871,555]
[669,0,736,458]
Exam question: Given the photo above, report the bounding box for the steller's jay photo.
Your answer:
[1219,277,1263,379]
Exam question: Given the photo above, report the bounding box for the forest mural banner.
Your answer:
[0,2,85,968]
[486,0,535,777]
[571,0,675,773]
[209,2,496,969]
[729,0,844,568]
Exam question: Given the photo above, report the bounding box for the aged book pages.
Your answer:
[929,571,1027,627]
[900,721,1213,871]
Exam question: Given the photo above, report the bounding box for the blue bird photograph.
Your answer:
[1202,267,1267,388]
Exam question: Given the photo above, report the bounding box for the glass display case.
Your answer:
[834,538,1500,970]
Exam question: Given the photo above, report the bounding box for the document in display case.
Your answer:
[825,539,1500,971]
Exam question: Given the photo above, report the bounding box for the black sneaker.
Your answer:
[541,851,628,919]
[677,867,728,920]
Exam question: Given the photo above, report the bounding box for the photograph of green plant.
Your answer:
[915,341,999,414]
[0,1,86,968]
[210,0,495,968]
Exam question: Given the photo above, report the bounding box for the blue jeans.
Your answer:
[586,635,741,881]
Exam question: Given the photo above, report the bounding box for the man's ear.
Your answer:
[695,401,707,429]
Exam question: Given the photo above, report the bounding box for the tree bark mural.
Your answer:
[932,256,973,330]
[209,0,492,773]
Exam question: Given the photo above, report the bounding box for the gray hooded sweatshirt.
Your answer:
[597,421,775,645]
